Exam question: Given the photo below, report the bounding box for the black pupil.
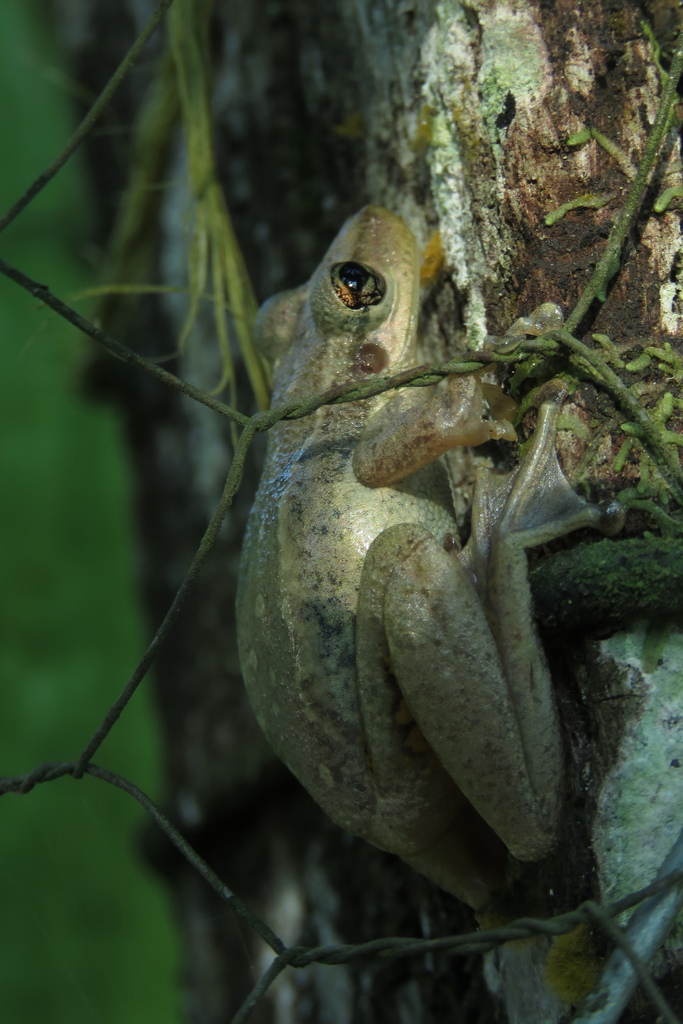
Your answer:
[338,262,369,292]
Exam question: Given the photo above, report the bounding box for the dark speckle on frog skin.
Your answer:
[297,434,356,465]
[301,600,355,669]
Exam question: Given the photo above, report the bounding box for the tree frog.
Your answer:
[236,206,607,909]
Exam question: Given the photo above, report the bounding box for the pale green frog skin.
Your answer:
[236,206,604,908]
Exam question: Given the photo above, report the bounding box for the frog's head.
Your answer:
[309,206,420,377]
[254,207,421,397]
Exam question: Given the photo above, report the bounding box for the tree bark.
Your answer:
[51,0,683,1021]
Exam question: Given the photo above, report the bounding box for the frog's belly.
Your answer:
[237,445,460,854]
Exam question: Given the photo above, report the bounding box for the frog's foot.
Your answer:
[461,399,606,587]
[495,400,603,549]
[402,805,508,910]
[498,302,564,351]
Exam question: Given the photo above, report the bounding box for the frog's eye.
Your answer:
[330,261,385,309]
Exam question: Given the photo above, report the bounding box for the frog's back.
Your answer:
[236,205,457,838]
[236,407,457,829]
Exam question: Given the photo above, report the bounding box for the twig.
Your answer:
[8,245,681,513]
[2,749,682,1024]
[72,423,255,775]
[0,258,250,427]
[0,0,177,236]
[10,761,75,793]
[85,765,285,954]
[565,28,683,332]
[553,329,683,505]
[223,868,683,1023]
[585,910,681,1024]
[231,958,291,1024]
[5,241,683,513]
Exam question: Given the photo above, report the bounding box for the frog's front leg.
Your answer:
[353,374,516,487]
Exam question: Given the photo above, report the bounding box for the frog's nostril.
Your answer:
[355,341,388,374]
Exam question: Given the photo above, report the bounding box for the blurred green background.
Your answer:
[0,2,179,1021]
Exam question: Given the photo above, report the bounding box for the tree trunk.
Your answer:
[51,0,683,1021]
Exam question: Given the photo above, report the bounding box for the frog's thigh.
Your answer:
[361,523,557,861]
[356,527,469,857]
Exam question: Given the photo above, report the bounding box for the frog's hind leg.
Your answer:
[402,806,508,910]
[355,521,463,852]
[360,519,563,864]
[356,523,508,906]
[462,400,607,851]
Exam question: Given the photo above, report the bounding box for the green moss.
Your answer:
[545,193,614,227]
[624,353,652,372]
[530,536,683,631]
[545,925,603,1005]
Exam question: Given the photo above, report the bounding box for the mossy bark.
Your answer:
[52,0,683,1021]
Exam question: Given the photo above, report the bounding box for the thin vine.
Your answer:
[0,6,682,1024]
[0,762,682,1023]
[3,250,682,511]
[564,31,683,330]
[0,0,177,237]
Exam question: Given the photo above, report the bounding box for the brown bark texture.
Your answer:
[50,0,683,1022]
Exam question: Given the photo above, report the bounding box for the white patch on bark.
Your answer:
[421,5,488,346]
[562,26,595,96]
[592,625,683,957]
